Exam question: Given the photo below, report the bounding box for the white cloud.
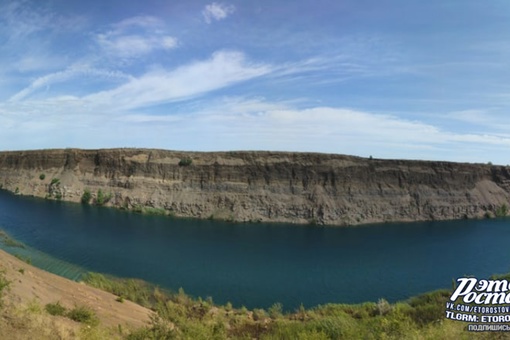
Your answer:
[83,50,272,110]
[97,34,177,58]
[2,95,510,164]
[95,15,177,60]
[202,3,235,24]
[112,16,165,31]
[9,66,133,102]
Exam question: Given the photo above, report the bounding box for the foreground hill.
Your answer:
[0,148,509,225]
[0,249,151,339]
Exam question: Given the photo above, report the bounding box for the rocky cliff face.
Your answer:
[0,148,509,226]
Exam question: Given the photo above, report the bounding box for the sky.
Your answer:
[1,0,510,164]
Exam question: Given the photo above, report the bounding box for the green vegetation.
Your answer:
[495,203,509,217]
[14,187,19,194]
[0,270,10,308]
[81,189,92,204]
[45,301,67,316]
[95,189,112,206]
[44,177,63,200]
[132,205,171,216]
[82,271,469,339]
[67,305,99,325]
[45,302,99,325]
[178,157,193,166]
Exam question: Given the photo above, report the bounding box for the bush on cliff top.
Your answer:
[178,157,192,166]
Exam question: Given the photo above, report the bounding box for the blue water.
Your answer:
[0,189,509,310]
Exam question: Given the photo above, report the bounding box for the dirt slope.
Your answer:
[0,249,151,338]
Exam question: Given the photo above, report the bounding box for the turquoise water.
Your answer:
[1,189,509,310]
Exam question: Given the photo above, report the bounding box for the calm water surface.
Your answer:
[1,190,509,310]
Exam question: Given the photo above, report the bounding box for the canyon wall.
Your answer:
[0,148,509,226]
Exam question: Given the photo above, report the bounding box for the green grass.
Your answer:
[0,270,10,308]
[132,205,171,216]
[81,271,475,340]
[45,302,67,316]
[495,203,509,217]
[44,302,99,326]
[67,305,99,325]
[82,272,158,308]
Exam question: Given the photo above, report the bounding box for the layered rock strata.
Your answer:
[1,148,509,226]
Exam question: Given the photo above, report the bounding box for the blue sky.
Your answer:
[1,0,510,164]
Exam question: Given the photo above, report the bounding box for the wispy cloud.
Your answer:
[83,50,272,110]
[95,15,177,60]
[0,0,85,40]
[9,65,133,102]
[202,2,235,24]
[1,1,55,39]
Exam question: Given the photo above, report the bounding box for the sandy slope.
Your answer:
[0,249,152,338]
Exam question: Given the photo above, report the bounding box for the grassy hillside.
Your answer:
[83,272,501,339]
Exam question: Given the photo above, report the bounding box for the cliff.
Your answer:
[0,148,509,226]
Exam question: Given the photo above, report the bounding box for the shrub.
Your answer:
[67,305,98,325]
[0,270,9,309]
[45,302,67,316]
[495,204,509,217]
[96,189,105,205]
[406,290,450,325]
[376,298,392,315]
[0,270,10,295]
[50,178,60,185]
[81,189,92,204]
[269,302,284,319]
[178,157,193,166]
[253,308,268,321]
[39,173,46,180]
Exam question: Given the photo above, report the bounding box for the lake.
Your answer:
[0,189,509,310]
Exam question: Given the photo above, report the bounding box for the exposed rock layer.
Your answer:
[1,148,509,226]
